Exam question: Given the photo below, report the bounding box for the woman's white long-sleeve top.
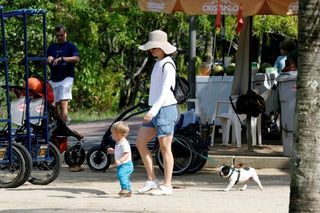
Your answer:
[148,56,177,116]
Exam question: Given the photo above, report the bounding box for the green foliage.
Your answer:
[254,15,298,43]
[0,0,298,117]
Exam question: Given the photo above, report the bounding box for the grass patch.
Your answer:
[69,103,190,123]
[69,110,117,123]
[69,108,145,123]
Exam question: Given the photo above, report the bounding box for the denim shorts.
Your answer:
[142,104,178,137]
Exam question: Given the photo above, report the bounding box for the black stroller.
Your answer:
[86,102,209,176]
[1,84,86,185]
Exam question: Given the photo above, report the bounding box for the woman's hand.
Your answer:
[143,113,154,123]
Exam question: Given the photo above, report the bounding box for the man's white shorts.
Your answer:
[50,77,74,103]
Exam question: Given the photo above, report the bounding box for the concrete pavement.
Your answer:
[0,119,292,212]
[0,165,290,213]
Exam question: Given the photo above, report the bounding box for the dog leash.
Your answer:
[174,136,219,164]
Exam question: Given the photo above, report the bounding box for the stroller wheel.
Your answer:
[155,134,193,176]
[28,142,62,185]
[64,144,85,167]
[86,145,111,172]
[0,146,27,188]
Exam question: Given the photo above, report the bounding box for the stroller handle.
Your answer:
[100,102,149,148]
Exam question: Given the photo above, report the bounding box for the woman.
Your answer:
[136,30,178,195]
[274,40,296,73]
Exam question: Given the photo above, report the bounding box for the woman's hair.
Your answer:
[279,40,296,52]
[111,121,130,137]
[287,49,298,67]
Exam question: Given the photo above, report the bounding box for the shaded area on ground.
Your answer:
[69,117,284,157]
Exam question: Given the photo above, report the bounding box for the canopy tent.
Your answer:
[138,0,298,148]
[138,0,298,96]
[138,0,298,16]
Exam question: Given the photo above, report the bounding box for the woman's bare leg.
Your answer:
[136,126,157,181]
[158,134,174,186]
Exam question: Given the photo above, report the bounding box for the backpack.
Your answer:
[162,62,190,104]
[230,89,266,117]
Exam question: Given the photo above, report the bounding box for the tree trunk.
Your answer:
[204,32,214,62]
[289,0,320,212]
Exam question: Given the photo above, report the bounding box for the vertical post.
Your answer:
[221,15,225,66]
[0,6,13,154]
[246,16,253,151]
[42,12,49,144]
[23,11,32,151]
[248,16,253,91]
[188,15,196,110]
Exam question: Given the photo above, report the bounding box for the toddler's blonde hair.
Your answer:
[111,121,129,137]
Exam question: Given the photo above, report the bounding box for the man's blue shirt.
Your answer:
[47,41,80,82]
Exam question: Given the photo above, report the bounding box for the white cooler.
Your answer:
[196,76,233,125]
[276,71,297,156]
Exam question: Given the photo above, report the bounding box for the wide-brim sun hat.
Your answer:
[139,30,177,54]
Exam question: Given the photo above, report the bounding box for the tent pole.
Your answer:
[246,16,253,151]
[188,15,196,110]
[248,16,253,91]
[222,15,225,66]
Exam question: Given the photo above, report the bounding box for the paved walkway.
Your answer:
[0,166,290,213]
[0,119,291,213]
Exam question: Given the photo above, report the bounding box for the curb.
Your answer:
[204,154,291,169]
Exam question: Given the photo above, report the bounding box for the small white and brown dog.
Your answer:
[219,163,263,192]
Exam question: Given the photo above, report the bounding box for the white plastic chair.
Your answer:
[210,97,262,147]
[29,98,45,126]
[251,115,262,146]
[10,97,26,126]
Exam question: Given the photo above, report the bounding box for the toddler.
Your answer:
[107,121,134,197]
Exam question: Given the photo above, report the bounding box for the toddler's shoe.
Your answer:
[137,179,159,194]
[119,189,132,197]
[69,165,83,172]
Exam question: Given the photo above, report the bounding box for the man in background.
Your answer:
[47,24,82,172]
[47,24,80,125]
